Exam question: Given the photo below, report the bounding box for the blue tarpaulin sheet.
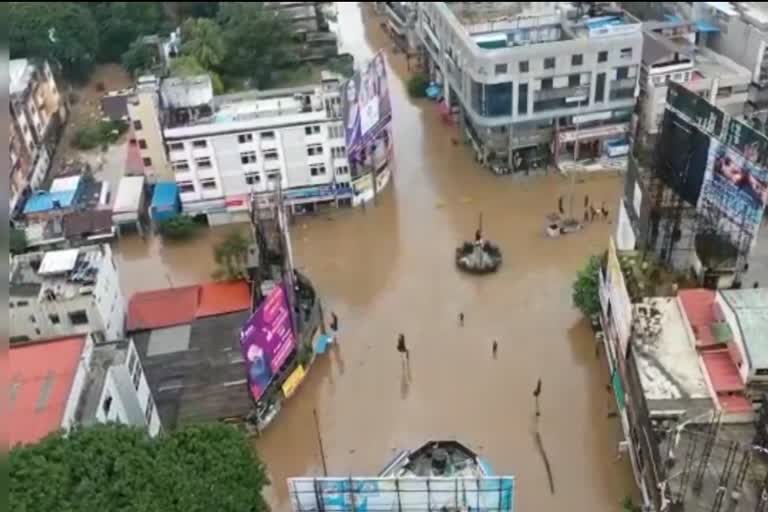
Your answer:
[23,190,76,214]
[150,182,180,222]
[696,20,720,33]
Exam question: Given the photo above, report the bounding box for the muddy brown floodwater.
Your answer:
[115,3,638,510]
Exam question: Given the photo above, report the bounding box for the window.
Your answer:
[494,63,508,75]
[261,131,276,140]
[132,364,142,390]
[102,395,113,416]
[178,181,195,193]
[195,157,212,169]
[192,140,208,149]
[598,51,608,63]
[49,313,60,324]
[620,47,633,59]
[572,54,583,66]
[169,142,184,151]
[238,133,253,144]
[304,125,321,136]
[544,57,555,69]
[329,124,343,138]
[331,146,346,158]
[17,300,29,307]
[200,178,217,190]
[307,144,323,156]
[595,72,606,103]
[133,120,143,130]
[127,349,137,375]
[29,315,37,324]
[142,157,152,167]
[335,165,349,175]
[541,78,553,90]
[518,83,528,115]
[138,139,147,150]
[171,160,190,172]
[240,151,257,164]
[263,149,279,160]
[245,172,261,185]
[68,310,88,325]
[145,394,154,424]
[310,164,326,176]
[266,171,281,182]
[568,74,580,87]
[616,66,629,80]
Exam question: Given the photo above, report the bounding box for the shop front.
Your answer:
[554,122,630,165]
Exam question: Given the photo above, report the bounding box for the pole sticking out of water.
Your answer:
[313,408,329,477]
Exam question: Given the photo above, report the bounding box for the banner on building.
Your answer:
[605,238,633,358]
[240,282,296,402]
[281,364,306,399]
[342,51,392,156]
[287,476,515,512]
[697,139,768,248]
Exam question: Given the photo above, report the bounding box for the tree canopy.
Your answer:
[10,2,100,81]
[213,230,250,281]
[86,2,167,64]
[10,423,270,512]
[181,18,226,70]
[572,254,603,318]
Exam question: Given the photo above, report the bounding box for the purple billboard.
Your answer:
[342,50,392,158]
[240,282,296,402]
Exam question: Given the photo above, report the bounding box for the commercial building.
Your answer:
[8,334,160,447]
[382,2,418,51]
[126,72,389,224]
[415,2,642,171]
[9,244,126,344]
[10,59,67,216]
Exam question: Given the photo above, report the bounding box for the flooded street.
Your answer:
[115,3,636,510]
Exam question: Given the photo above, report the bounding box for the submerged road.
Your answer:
[115,3,637,511]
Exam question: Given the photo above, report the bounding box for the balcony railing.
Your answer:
[534,85,589,102]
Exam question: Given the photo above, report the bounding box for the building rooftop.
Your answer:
[160,75,214,109]
[133,310,253,429]
[127,281,251,332]
[74,340,130,427]
[10,245,110,302]
[632,298,712,409]
[678,289,720,348]
[720,288,768,370]
[10,58,34,96]
[9,336,86,446]
[22,171,106,216]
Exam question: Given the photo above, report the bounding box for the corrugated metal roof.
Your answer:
[127,286,200,332]
[196,281,251,318]
[23,190,77,214]
[720,288,768,370]
[151,182,179,209]
[113,176,145,213]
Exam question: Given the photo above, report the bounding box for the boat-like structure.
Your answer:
[287,441,515,511]
[455,227,502,274]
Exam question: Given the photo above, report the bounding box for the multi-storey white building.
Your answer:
[128,72,390,224]
[416,2,643,171]
[9,244,126,344]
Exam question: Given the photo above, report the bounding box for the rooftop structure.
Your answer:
[9,244,125,343]
[9,336,88,446]
[720,288,768,370]
[10,58,37,96]
[632,297,713,415]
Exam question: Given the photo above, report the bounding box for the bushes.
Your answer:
[572,254,603,318]
[158,215,199,240]
[407,72,430,98]
[72,119,128,150]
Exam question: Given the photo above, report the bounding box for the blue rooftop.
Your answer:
[151,182,179,209]
[23,190,77,214]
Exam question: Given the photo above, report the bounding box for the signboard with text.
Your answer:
[342,51,393,156]
[240,282,296,402]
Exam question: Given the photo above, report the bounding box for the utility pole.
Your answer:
[313,408,329,477]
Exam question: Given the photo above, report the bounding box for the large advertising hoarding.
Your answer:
[287,477,515,512]
[240,282,296,402]
[697,139,768,248]
[603,238,633,359]
[342,51,392,157]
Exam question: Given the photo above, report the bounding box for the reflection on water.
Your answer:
[114,3,638,511]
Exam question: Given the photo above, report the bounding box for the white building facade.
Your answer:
[9,244,126,343]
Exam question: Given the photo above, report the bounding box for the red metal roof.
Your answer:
[127,281,251,331]
[678,289,719,348]
[197,281,251,318]
[717,393,753,414]
[701,349,745,393]
[9,336,85,446]
[127,285,200,332]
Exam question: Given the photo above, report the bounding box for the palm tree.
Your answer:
[180,18,225,70]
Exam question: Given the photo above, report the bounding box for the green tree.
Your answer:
[10,2,99,81]
[213,230,250,281]
[10,423,270,512]
[10,227,28,255]
[407,73,430,98]
[122,37,159,75]
[86,2,166,63]
[175,2,221,20]
[159,215,199,240]
[217,3,297,88]
[170,55,224,94]
[572,254,603,318]
[181,18,226,70]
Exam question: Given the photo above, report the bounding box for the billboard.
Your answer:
[240,282,296,402]
[656,109,711,205]
[697,139,768,248]
[287,477,515,512]
[342,51,392,156]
